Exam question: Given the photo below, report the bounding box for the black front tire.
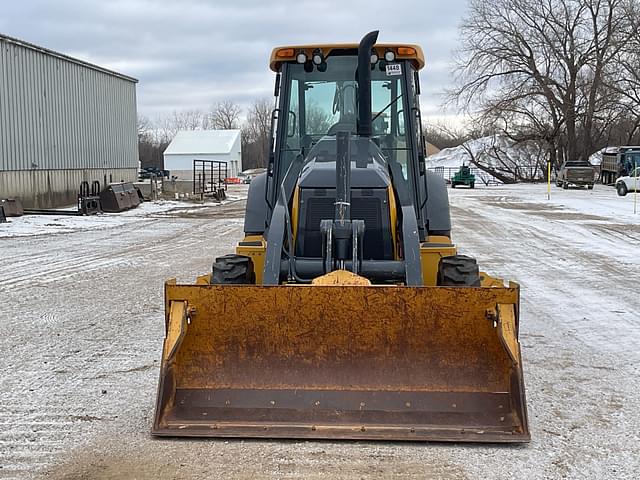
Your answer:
[211,254,255,284]
[470,182,475,189]
[562,182,568,189]
[437,255,481,287]
[617,183,628,196]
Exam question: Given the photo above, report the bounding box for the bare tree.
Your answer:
[451,0,640,167]
[171,109,208,131]
[210,100,241,130]
[422,121,472,149]
[242,98,273,169]
[150,109,211,143]
[137,115,153,136]
[138,115,169,169]
[305,103,333,134]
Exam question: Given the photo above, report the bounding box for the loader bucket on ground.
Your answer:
[152,281,529,443]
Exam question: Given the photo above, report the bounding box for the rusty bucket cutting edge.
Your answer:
[152,280,530,443]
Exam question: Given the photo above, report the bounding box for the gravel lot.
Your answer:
[0,184,638,479]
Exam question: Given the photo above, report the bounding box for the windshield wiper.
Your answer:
[372,94,403,123]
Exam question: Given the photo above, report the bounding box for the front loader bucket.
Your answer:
[153,281,529,442]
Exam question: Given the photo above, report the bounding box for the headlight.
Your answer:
[296,52,307,64]
[312,49,324,65]
[384,50,395,62]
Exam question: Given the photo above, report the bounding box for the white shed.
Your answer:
[163,130,242,180]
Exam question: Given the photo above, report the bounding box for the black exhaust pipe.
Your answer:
[357,30,379,137]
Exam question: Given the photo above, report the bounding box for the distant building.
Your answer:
[163,130,242,180]
[0,33,138,208]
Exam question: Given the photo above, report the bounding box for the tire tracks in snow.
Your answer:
[0,204,245,477]
[0,218,242,292]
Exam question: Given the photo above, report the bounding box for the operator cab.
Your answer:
[250,36,450,285]
[270,46,426,191]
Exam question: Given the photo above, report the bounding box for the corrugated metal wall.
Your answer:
[0,36,138,172]
[0,168,138,208]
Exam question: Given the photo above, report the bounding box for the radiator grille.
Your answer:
[300,193,389,260]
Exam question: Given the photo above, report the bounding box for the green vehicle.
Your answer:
[451,164,475,188]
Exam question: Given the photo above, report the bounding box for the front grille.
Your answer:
[352,198,384,259]
[298,190,391,260]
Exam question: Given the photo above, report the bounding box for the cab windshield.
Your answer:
[280,55,412,175]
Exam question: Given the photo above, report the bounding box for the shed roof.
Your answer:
[164,130,241,156]
[0,33,138,83]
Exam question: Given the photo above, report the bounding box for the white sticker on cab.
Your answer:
[386,63,402,76]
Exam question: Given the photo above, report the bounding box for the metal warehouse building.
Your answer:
[0,33,138,208]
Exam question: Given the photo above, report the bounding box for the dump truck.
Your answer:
[600,146,640,185]
[152,31,530,443]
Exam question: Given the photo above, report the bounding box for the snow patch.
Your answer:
[0,198,243,239]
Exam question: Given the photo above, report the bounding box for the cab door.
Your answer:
[627,167,640,191]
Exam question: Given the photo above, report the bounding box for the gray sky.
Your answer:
[1,0,468,123]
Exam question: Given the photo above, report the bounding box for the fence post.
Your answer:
[547,161,551,200]
[634,170,637,215]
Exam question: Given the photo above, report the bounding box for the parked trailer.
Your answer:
[193,159,227,201]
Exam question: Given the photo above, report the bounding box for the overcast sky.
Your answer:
[1,0,469,123]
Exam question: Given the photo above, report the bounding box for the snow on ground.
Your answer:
[425,135,543,184]
[492,181,640,223]
[426,146,467,169]
[0,188,247,239]
[0,182,639,479]
[427,135,546,169]
[427,135,605,183]
[445,184,639,480]
[425,143,501,185]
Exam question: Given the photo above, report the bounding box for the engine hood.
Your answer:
[298,136,391,189]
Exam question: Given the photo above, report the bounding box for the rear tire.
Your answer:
[437,255,481,287]
[211,254,255,284]
[451,183,456,188]
[470,182,475,189]
[617,182,628,196]
[587,184,594,190]
[562,182,568,189]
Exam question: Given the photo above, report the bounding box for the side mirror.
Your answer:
[274,72,281,97]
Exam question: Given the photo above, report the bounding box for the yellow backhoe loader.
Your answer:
[152,31,529,442]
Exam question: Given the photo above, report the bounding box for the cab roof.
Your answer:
[269,43,425,72]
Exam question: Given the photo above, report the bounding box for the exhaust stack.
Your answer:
[357,30,379,137]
